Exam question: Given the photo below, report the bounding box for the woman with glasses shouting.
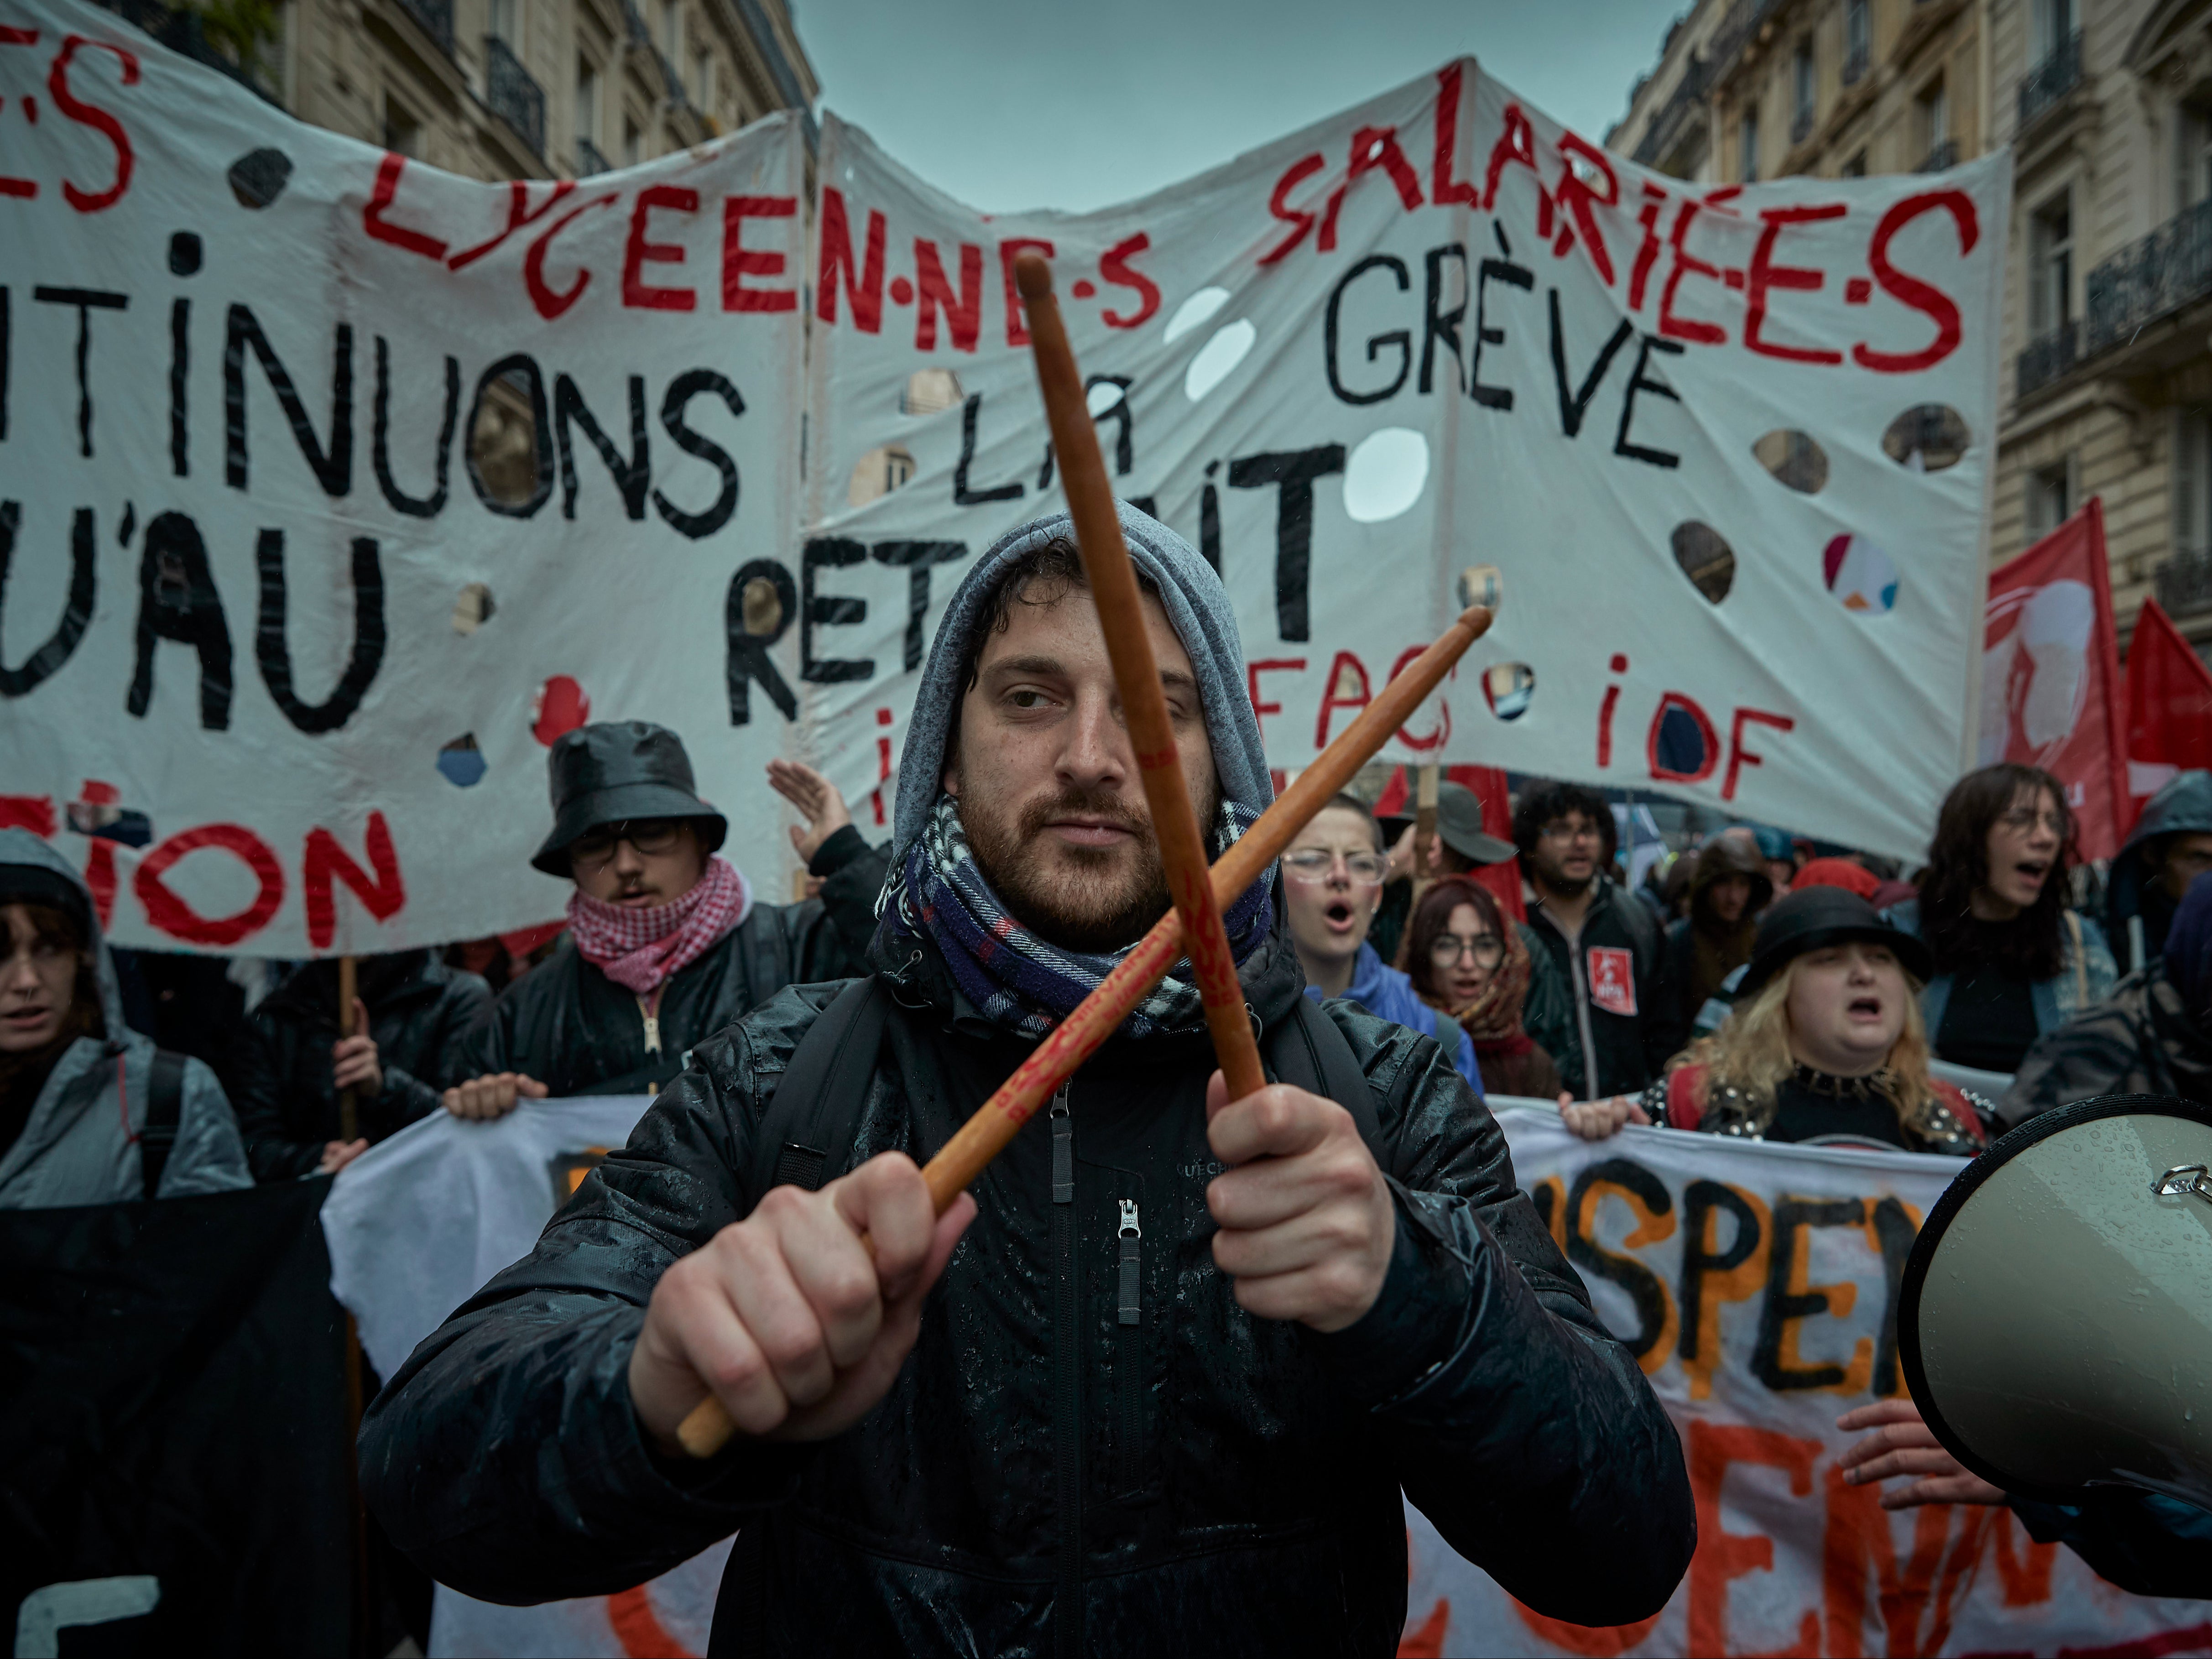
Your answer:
[1401,876,1569,1100]
[1281,795,1483,1092]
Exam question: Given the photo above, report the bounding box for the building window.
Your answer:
[1793,41,1816,141]
[488,0,515,42]
[663,1,684,94]
[623,117,642,168]
[2179,410,2212,556]
[2180,95,2212,211]
[1919,78,1951,168]
[382,94,419,157]
[1844,0,1870,83]
[1740,103,1759,181]
[695,47,714,114]
[2033,0,2076,62]
[1841,150,1867,177]
[577,61,598,142]
[2029,190,2073,339]
[2026,459,2074,538]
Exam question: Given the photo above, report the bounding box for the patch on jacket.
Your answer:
[1586,947,1638,1017]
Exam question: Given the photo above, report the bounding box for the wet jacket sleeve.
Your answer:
[454,979,524,1082]
[226,1023,319,1183]
[1306,1010,1696,1626]
[374,976,496,1132]
[810,828,891,970]
[357,988,833,1603]
[160,1057,254,1197]
[2012,1491,2212,1597]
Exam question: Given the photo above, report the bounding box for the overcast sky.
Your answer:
[792,0,1683,214]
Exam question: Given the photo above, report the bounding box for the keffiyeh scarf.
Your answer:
[882,794,1274,1040]
[568,855,751,996]
[1431,922,1537,1059]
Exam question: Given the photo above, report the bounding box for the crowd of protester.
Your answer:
[10,721,2212,1623]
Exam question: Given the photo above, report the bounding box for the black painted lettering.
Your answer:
[1547,289,1634,438]
[955,392,1024,506]
[1227,445,1345,643]
[870,539,969,671]
[224,304,353,496]
[373,339,459,518]
[130,511,234,730]
[1323,254,1411,406]
[652,368,741,538]
[254,529,385,733]
[1614,334,1687,470]
[801,536,873,683]
[0,501,96,697]
[725,558,798,725]
[555,373,650,521]
[1420,243,1468,395]
[34,286,129,460]
[1470,256,1532,410]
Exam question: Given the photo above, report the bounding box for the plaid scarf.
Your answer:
[568,855,750,996]
[882,794,1274,1040]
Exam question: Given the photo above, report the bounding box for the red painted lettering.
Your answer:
[134,823,284,948]
[1390,644,1451,752]
[1659,191,1736,346]
[447,179,574,272]
[817,188,886,333]
[302,812,405,950]
[997,237,1055,345]
[523,193,616,320]
[1686,1419,1821,1659]
[1723,707,1795,801]
[0,26,40,198]
[1313,650,1372,747]
[1481,103,1549,237]
[1319,125,1424,252]
[1550,133,1620,284]
[49,34,137,213]
[1852,190,1977,374]
[1746,203,1847,364]
[363,153,449,262]
[913,236,983,352]
[1099,232,1160,329]
[1430,63,1480,209]
[1648,691,1721,785]
[622,184,698,310]
[721,193,797,313]
[1259,154,1326,266]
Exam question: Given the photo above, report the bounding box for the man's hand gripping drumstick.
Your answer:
[648,259,1493,1461]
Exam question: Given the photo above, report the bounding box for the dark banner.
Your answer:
[0,1178,350,1657]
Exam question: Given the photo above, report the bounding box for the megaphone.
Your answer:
[1900,1094,2212,1510]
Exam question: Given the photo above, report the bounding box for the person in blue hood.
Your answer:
[2106,770,2212,974]
[0,828,249,1207]
[1280,792,1482,1094]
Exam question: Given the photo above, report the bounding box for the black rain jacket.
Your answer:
[230,950,491,1181]
[453,830,889,1096]
[1998,963,2212,1127]
[360,925,1695,1657]
[1523,876,1674,1100]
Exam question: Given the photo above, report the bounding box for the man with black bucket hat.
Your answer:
[364,507,1693,1654]
[445,721,888,1110]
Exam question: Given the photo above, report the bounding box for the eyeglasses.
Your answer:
[1538,820,1602,843]
[1283,849,1388,885]
[1996,806,2066,836]
[570,818,685,871]
[1430,934,1505,968]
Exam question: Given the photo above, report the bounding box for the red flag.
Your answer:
[2124,595,2212,816]
[1980,499,2129,861]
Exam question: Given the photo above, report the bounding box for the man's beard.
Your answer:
[957,781,1210,954]
[1539,860,1594,899]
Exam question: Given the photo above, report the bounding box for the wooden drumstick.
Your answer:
[676,602,1492,1457]
[1012,250,1266,1101]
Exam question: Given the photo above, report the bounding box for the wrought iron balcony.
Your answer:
[2018,30,2083,134]
[2156,548,2212,619]
[1918,137,1958,172]
[394,0,454,55]
[2086,197,2212,356]
[1791,103,1814,144]
[1843,41,1869,85]
[485,35,544,157]
[2015,321,2079,398]
[1631,54,1710,169]
[576,136,610,176]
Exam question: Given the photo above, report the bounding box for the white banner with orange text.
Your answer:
[1406,1106,2210,1657]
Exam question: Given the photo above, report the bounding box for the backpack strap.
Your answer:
[744,977,893,1207]
[1269,996,1383,1154]
[140,1049,187,1201]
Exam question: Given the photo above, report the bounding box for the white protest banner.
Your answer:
[0,0,806,956]
[803,66,2005,858]
[1406,1106,2211,1657]
[318,1095,737,1658]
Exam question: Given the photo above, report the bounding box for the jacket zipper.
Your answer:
[1115,1198,1143,1496]
[1049,1080,1081,1659]
[637,990,663,1096]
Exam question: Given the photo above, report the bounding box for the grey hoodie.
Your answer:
[888,502,1275,862]
[2109,770,2212,974]
[0,829,250,1207]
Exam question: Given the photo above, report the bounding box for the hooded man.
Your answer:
[360,508,1693,1655]
[1659,835,1774,1058]
[2106,771,2212,975]
[444,730,888,1109]
[0,830,250,1207]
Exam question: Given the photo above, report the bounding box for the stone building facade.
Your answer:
[1613,0,2212,658]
